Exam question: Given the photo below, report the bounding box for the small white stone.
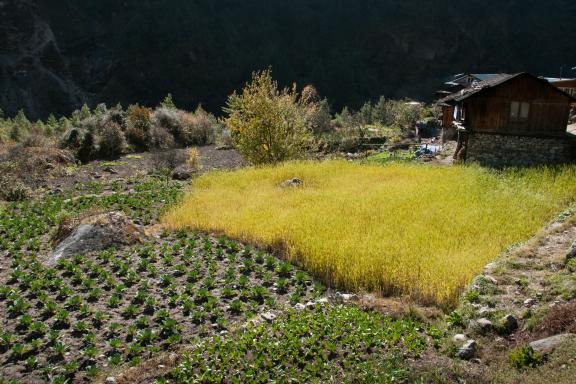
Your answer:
[262,312,277,321]
[105,377,116,384]
[294,303,306,310]
[453,334,467,342]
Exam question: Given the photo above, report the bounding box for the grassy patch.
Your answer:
[366,149,417,164]
[164,161,576,306]
[99,161,128,167]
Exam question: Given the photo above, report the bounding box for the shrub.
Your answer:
[149,126,175,150]
[153,107,183,143]
[224,69,312,164]
[446,311,464,327]
[0,175,31,201]
[186,147,202,171]
[509,346,543,369]
[98,121,126,159]
[126,105,152,151]
[21,134,50,148]
[566,258,576,273]
[179,107,216,146]
[150,150,186,176]
[530,301,576,337]
[77,130,95,164]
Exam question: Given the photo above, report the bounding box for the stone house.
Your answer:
[438,73,576,166]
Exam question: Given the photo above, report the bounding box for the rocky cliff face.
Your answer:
[0,0,85,118]
[1,0,575,119]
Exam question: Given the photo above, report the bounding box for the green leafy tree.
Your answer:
[224,69,311,164]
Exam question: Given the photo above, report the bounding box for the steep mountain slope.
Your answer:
[1,0,575,119]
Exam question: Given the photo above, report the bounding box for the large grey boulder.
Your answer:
[456,339,477,360]
[47,212,144,265]
[172,166,194,181]
[566,241,576,262]
[529,333,576,355]
[501,314,519,333]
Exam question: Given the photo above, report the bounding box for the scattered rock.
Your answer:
[168,353,178,364]
[478,307,493,317]
[334,292,357,303]
[453,334,467,342]
[305,301,316,309]
[46,212,144,266]
[524,298,537,307]
[172,167,194,181]
[529,333,576,355]
[482,275,498,285]
[470,358,482,364]
[472,275,498,292]
[502,314,518,332]
[456,340,477,360]
[566,241,576,262]
[294,303,306,311]
[484,262,498,271]
[105,377,116,384]
[476,318,493,331]
[316,297,329,304]
[280,178,303,188]
[262,312,277,322]
[103,167,118,174]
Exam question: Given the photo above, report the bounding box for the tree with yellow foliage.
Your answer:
[224,69,312,164]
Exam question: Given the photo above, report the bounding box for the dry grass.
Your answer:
[163,161,576,306]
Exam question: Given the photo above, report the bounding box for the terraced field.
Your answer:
[164,161,576,306]
[0,176,436,383]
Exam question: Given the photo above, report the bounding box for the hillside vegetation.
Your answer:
[2,0,576,119]
[164,161,576,306]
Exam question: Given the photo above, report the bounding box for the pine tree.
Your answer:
[10,110,30,142]
[80,104,92,120]
[160,93,177,109]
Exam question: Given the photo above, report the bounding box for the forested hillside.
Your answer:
[1,0,575,119]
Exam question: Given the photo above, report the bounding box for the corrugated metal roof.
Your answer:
[436,73,576,105]
[544,77,576,83]
[471,74,500,81]
[437,73,518,104]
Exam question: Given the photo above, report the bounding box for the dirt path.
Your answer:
[36,146,244,191]
[478,210,576,330]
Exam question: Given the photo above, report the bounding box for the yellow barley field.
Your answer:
[163,161,576,306]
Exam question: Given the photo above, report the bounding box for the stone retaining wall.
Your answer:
[466,133,576,167]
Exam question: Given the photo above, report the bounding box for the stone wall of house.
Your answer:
[466,133,576,167]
